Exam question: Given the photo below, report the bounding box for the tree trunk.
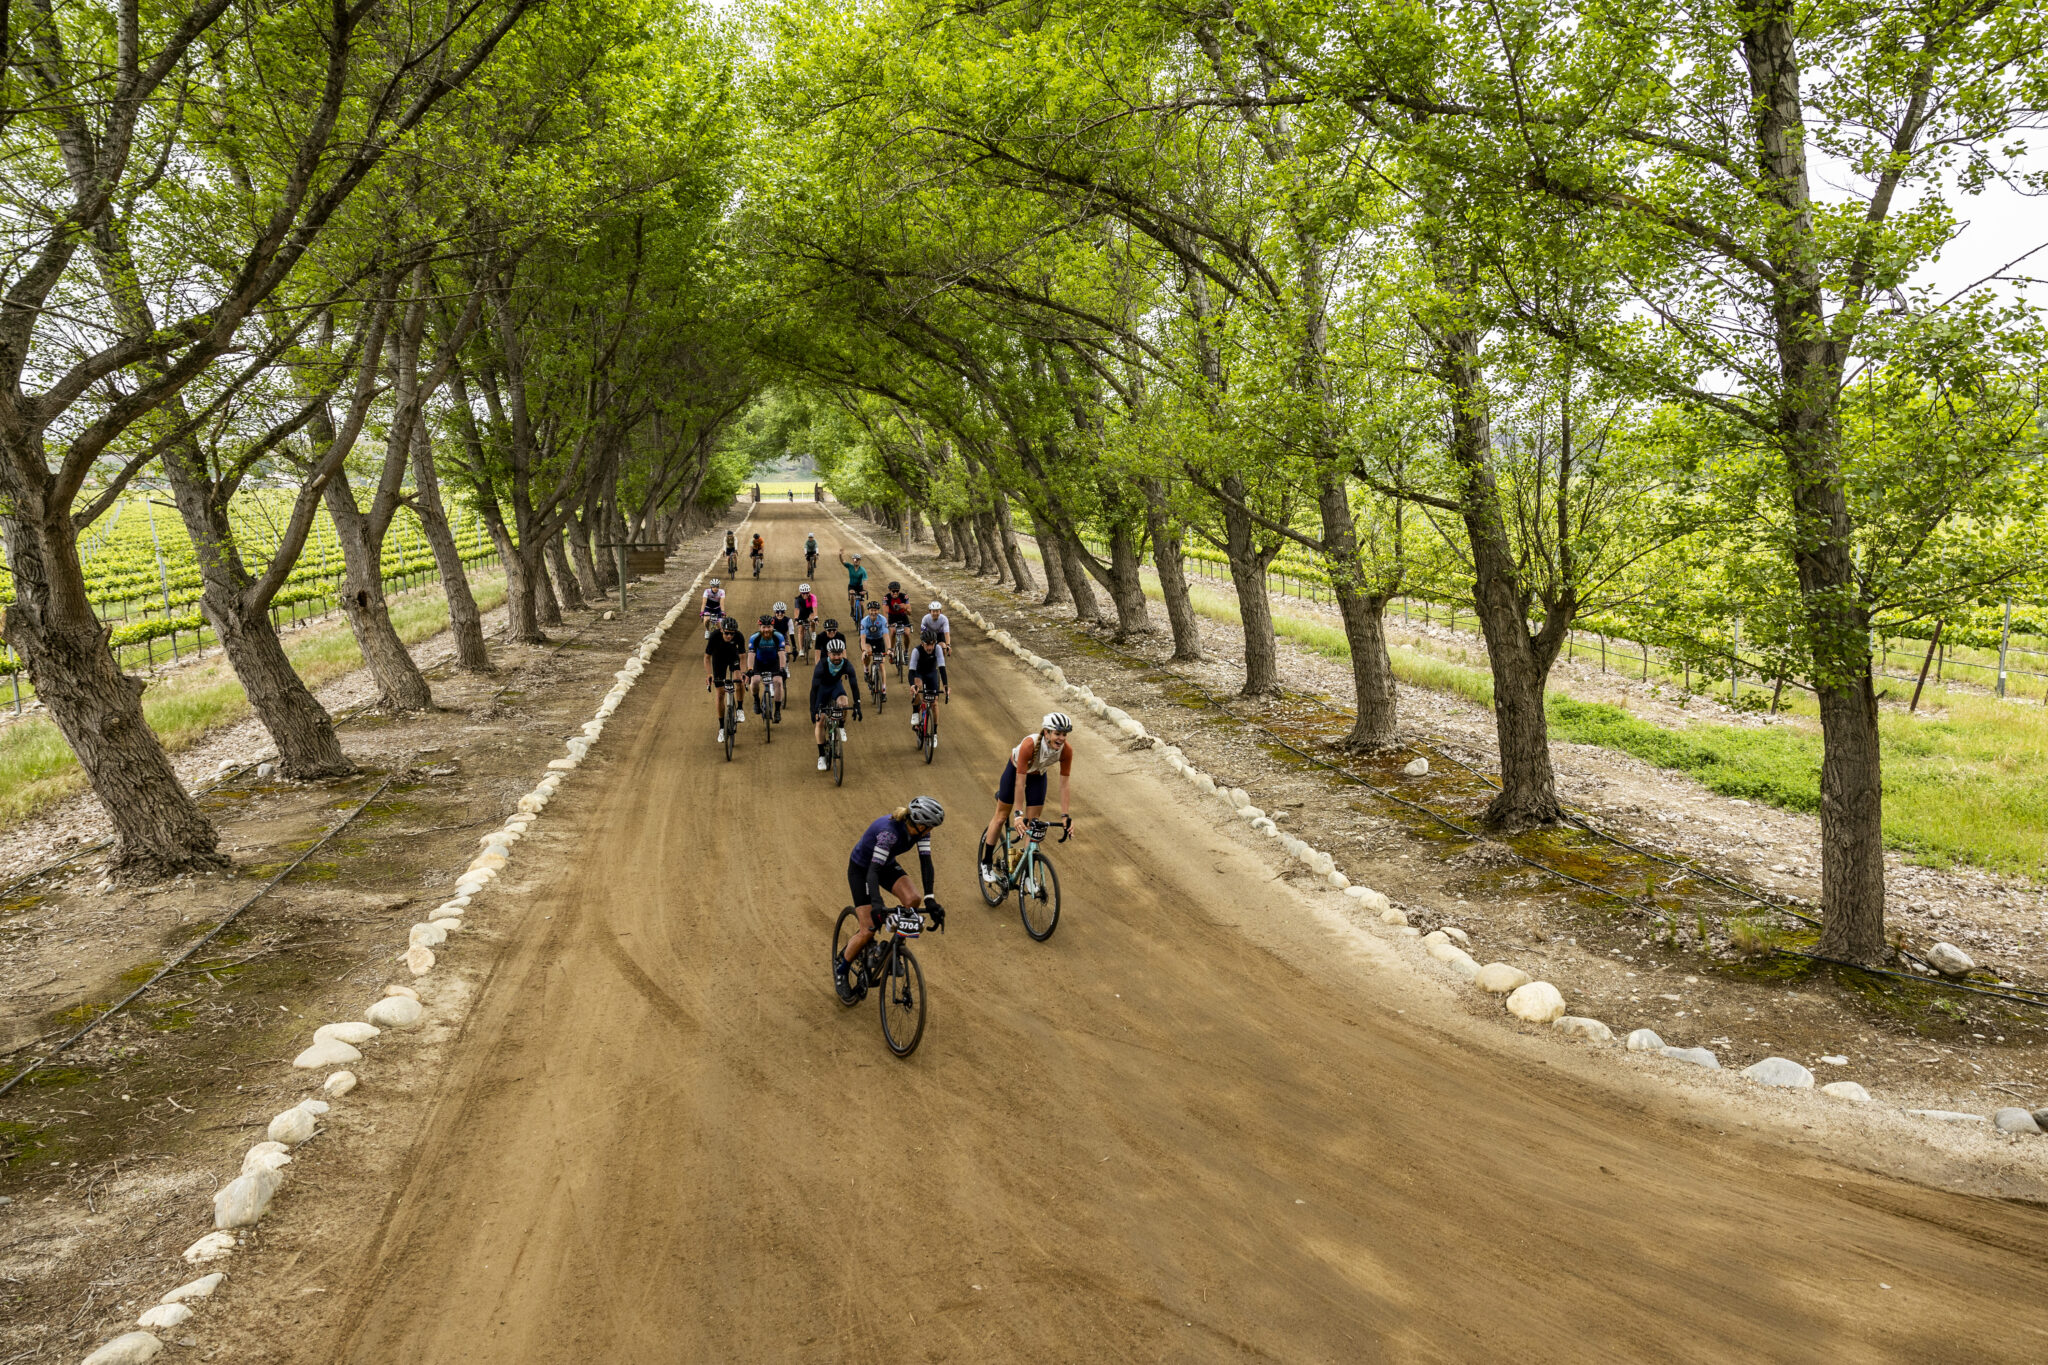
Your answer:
[1437,324,1561,827]
[975,512,1006,583]
[481,498,543,644]
[1037,523,1071,607]
[323,480,434,711]
[408,455,490,672]
[1056,528,1100,623]
[1312,462,1400,750]
[994,495,1035,595]
[1221,475,1282,696]
[1813,672,1886,960]
[0,501,225,876]
[159,445,354,778]
[536,546,565,627]
[1142,479,1201,661]
[567,509,604,600]
[546,535,586,613]
[955,518,981,573]
[1103,523,1152,639]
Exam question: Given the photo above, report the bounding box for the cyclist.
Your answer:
[771,599,794,648]
[883,581,913,660]
[858,601,890,701]
[839,549,868,619]
[835,796,947,1002]
[699,578,726,636]
[920,600,952,653]
[749,531,766,576]
[745,613,787,719]
[703,616,747,743]
[809,637,861,770]
[907,627,946,735]
[979,712,1074,883]
[793,583,818,657]
[804,533,819,576]
[813,616,849,665]
[724,529,738,575]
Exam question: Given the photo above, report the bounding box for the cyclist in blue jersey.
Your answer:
[745,613,788,718]
[859,601,890,701]
[835,796,946,1001]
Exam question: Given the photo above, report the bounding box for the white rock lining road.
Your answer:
[71,526,743,1365]
[837,509,2048,1137]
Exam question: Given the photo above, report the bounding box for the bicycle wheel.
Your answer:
[831,908,865,1006]
[978,838,1007,907]
[763,689,773,744]
[921,712,937,764]
[1020,851,1061,941]
[879,943,926,1057]
[723,694,735,761]
[832,726,845,786]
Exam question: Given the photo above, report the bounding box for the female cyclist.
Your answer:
[980,712,1075,883]
[837,796,946,1001]
[793,583,818,657]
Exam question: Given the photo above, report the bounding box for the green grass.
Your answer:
[0,572,506,825]
[1076,553,2048,880]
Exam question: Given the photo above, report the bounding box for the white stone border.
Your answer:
[75,518,751,1365]
[823,511,1887,1107]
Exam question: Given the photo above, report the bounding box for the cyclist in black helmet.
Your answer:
[836,796,946,1001]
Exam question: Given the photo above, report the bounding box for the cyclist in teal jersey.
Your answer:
[839,550,869,619]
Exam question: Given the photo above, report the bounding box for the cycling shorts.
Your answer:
[996,760,1048,808]
[888,612,912,626]
[848,859,909,910]
[862,633,888,652]
[710,660,738,684]
[750,663,786,677]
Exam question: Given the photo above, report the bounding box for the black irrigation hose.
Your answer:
[1050,619,2048,1016]
[0,757,415,1101]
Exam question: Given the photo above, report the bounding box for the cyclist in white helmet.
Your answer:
[979,711,1075,882]
[699,578,726,636]
[919,600,951,652]
[836,796,947,1001]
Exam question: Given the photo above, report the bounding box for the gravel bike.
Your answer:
[833,900,943,1057]
[911,686,945,764]
[864,649,886,710]
[726,547,738,576]
[750,549,764,578]
[819,700,861,785]
[980,818,1065,941]
[750,672,781,742]
[891,629,908,681]
[714,679,739,761]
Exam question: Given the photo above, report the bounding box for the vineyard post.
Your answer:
[144,497,177,663]
[1909,621,1943,713]
[1599,633,1607,672]
[616,501,630,613]
[9,668,19,715]
[1997,601,2012,697]
[1730,617,1740,704]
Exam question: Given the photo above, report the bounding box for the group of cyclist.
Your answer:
[700,524,1079,1004]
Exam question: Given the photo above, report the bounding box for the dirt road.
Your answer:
[298,506,2048,1362]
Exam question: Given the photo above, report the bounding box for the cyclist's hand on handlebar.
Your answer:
[924,900,946,931]
[1061,815,1073,841]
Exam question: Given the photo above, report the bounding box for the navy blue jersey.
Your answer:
[747,630,785,669]
[851,813,931,870]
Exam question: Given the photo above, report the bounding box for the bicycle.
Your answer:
[848,590,866,624]
[980,818,1065,941]
[805,551,818,578]
[891,629,908,681]
[911,687,945,764]
[832,900,941,1057]
[713,679,739,761]
[819,700,861,785]
[726,548,738,576]
[864,650,885,710]
[793,618,811,660]
[751,550,764,579]
[751,673,781,742]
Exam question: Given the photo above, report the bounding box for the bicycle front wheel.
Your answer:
[922,716,937,764]
[879,944,926,1057]
[724,698,735,761]
[1020,851,1061,941]
[832,731,845,786]
[763,693,773,743]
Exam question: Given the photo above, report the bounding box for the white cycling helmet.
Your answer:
[774,601,788,613]
[709,578,720,588]
[1042,711,1074,733]
[799,582,811,592]
[906,795,945,827]
[928,601,943,611]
